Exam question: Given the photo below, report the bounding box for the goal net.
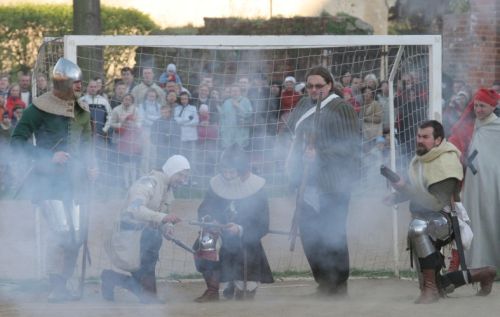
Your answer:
[25,35,441,280]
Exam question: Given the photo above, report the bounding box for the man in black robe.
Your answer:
[193,144,274,302]
[286,66,360,296]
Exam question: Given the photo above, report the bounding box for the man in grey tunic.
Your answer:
[460,89,500,268]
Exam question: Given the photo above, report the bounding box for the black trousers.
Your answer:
[299,191,350,292]
[131,227,163,281]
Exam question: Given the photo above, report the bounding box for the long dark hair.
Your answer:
[306,66,343,97]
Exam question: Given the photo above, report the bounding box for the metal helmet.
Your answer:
[52,57,82,95]
[199,231,217,251]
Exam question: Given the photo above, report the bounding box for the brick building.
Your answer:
[443,0,500,89]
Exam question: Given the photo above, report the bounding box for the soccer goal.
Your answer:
[29,35,442,280]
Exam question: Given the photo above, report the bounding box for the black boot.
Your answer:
[222,281,235,299]
[139,273,165,304]
[101,270,117,301]
[100,269,141,301]
[48,274,78,303]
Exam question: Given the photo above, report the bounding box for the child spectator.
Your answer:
[159,63,182,87]
[11,106,24,127]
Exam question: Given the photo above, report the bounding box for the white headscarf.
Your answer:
[162,155,190,178]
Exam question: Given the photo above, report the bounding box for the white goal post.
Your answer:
[28,34,443,279]
[63,34,442,117]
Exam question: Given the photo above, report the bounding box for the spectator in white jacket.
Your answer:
[174,91,199,182]
[83,79,112,137]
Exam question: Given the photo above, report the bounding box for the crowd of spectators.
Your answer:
[0,64,499,194]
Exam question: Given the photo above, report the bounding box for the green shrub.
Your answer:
[0,4,158,75]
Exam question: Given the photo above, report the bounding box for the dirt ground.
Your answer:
[3,184,493,317]
[1,277,499,317]
[0,189,412,280]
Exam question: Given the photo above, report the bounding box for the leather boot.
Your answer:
[48,274,78,303]
[101,270,116,301]
[469,266,496,296]
[194,272,219,303]
[415,269,439,304]
[101,269,142,301]
[448,249,460,272]
[139,273,165,304]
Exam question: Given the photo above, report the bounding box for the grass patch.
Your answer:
[272,270,312,279]
[351,269,417,279]
[165,272,203,280]
[161,269,418,281]
[0,279,47,293]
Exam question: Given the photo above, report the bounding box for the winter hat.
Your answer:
[162,155,190,178]
[294,82,305,93]
[474,88,498,107]
[199,104,209,113]
[167,63,176,73]
[284,76,296,84]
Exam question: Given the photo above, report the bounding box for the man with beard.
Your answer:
[101,155,190,303]
[192,144,273,302]
[385,120,496,304]
[285,65,360,296]
[10,58,97,302]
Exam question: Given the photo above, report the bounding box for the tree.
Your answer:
[73,0,103,81]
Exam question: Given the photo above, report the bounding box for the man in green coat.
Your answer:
[11,58,96,302]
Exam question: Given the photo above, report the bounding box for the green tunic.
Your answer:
[10,92,92,201]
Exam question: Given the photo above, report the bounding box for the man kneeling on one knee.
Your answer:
[385,120,496,304]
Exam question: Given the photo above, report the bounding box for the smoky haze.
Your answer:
[0,45,412,314]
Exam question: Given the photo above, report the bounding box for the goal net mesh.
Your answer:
[26,37,434,279]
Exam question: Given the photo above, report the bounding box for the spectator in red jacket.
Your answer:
[278,76,302,132]
[5,83,26,119]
